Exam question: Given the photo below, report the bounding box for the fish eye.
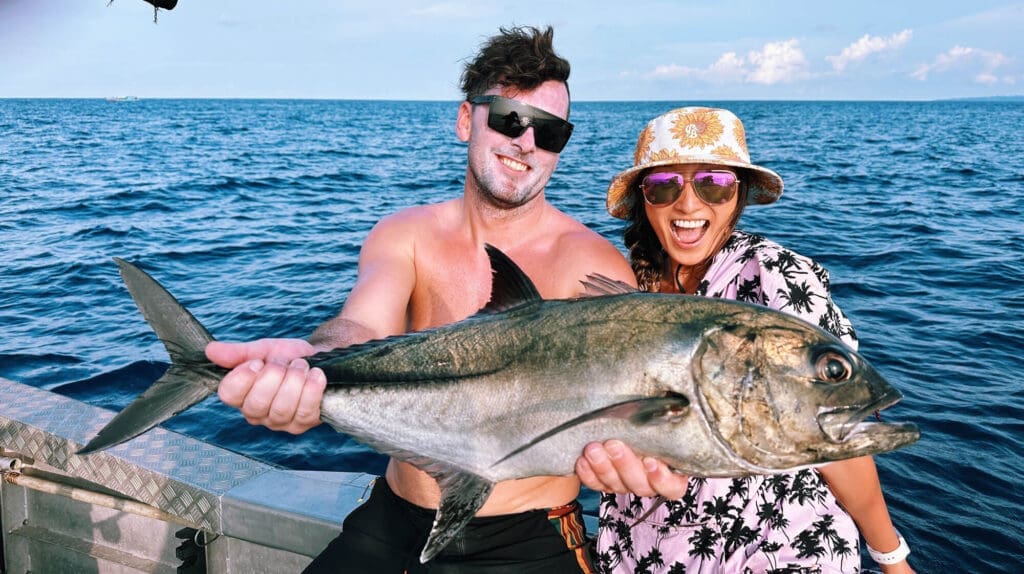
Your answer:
[814,350,852,383]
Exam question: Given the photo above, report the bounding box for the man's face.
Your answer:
[459,80,570,210]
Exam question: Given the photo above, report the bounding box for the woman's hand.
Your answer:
[575,440,689,499]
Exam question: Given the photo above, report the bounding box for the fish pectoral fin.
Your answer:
[492,395,691,467]
[623,394,691,425]
[419,470,494,563]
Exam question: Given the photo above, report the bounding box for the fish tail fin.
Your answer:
[77,258,224,454]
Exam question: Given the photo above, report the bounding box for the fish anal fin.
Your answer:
[306,430,495,565]
[492,395,691,467]
[419,469,494,563]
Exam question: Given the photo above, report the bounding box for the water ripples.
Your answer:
[1,98,1022,571]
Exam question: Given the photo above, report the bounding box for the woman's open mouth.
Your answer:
[671,219,708,246]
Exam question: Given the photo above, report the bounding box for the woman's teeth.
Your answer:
[673,219,706,229]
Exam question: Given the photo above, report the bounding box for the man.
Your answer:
[205,26,676,573]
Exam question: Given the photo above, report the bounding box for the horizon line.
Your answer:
[3,95,1023,103]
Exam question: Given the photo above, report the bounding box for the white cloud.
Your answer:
[747,39,808,84]
[650,63,700,78]
[912,45,1014,84]
[826,29,913,72]
[645,40,807,85]
[708,52,748,81]
[910,63,930,80]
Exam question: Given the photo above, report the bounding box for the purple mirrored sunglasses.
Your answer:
[640,171,740,206]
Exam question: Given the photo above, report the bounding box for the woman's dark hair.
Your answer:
[460,26,571,112]
[623,174,749,292]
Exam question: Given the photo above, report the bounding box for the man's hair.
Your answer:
[460,26,571,107]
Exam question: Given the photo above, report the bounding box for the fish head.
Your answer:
[691,309,919,472]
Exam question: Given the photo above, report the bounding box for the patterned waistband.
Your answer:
[547,500,594,574]
[546,500,581,521]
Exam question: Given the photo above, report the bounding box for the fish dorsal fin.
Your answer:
[307,245,540,384]
[480,244,541,313]
[581,273,638,296]
[491,395,691,467]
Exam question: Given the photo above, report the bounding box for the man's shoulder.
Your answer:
[556,226,618,257]
[371,200,457,236]
[380,200,455,223]
[547,217,634,287]
[548,212,620,257]
[543,206,604,241]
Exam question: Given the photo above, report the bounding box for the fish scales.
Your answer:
[77,245,918,563]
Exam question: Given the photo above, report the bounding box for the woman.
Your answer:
[581,107,914,573]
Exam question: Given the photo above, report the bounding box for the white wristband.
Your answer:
[867,534,911,565]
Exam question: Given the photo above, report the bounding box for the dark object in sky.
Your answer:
[107,0,177,23]
[144,0,178,9]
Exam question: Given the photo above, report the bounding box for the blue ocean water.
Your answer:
[1,98,1022,572]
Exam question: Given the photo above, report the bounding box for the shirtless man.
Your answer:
[205,26,654,573]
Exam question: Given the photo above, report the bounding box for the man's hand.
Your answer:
[576,440,689,499]
[206,338,325,434]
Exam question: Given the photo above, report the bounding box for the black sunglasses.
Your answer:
[469,95,574,153]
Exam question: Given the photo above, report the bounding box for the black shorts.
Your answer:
[302,477,593,574]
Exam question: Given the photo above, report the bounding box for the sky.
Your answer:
[1,0,1022,101]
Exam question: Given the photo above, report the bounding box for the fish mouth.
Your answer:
[817,388,907,443]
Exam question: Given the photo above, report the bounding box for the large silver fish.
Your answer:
[78,245,919,563]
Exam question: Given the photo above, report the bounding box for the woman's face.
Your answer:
[641,163,741,269]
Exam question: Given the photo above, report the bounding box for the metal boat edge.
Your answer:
[0,376,374,573]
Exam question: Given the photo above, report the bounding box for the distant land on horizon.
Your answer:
[940,95,1024,102]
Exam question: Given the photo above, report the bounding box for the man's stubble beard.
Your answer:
[467,161,545,211]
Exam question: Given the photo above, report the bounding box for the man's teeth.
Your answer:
[673,220,706,229]
[500,157,528,172]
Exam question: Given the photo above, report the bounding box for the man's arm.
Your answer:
[207,215,417,434]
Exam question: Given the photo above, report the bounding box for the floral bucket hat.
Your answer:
[606,107,784,219]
